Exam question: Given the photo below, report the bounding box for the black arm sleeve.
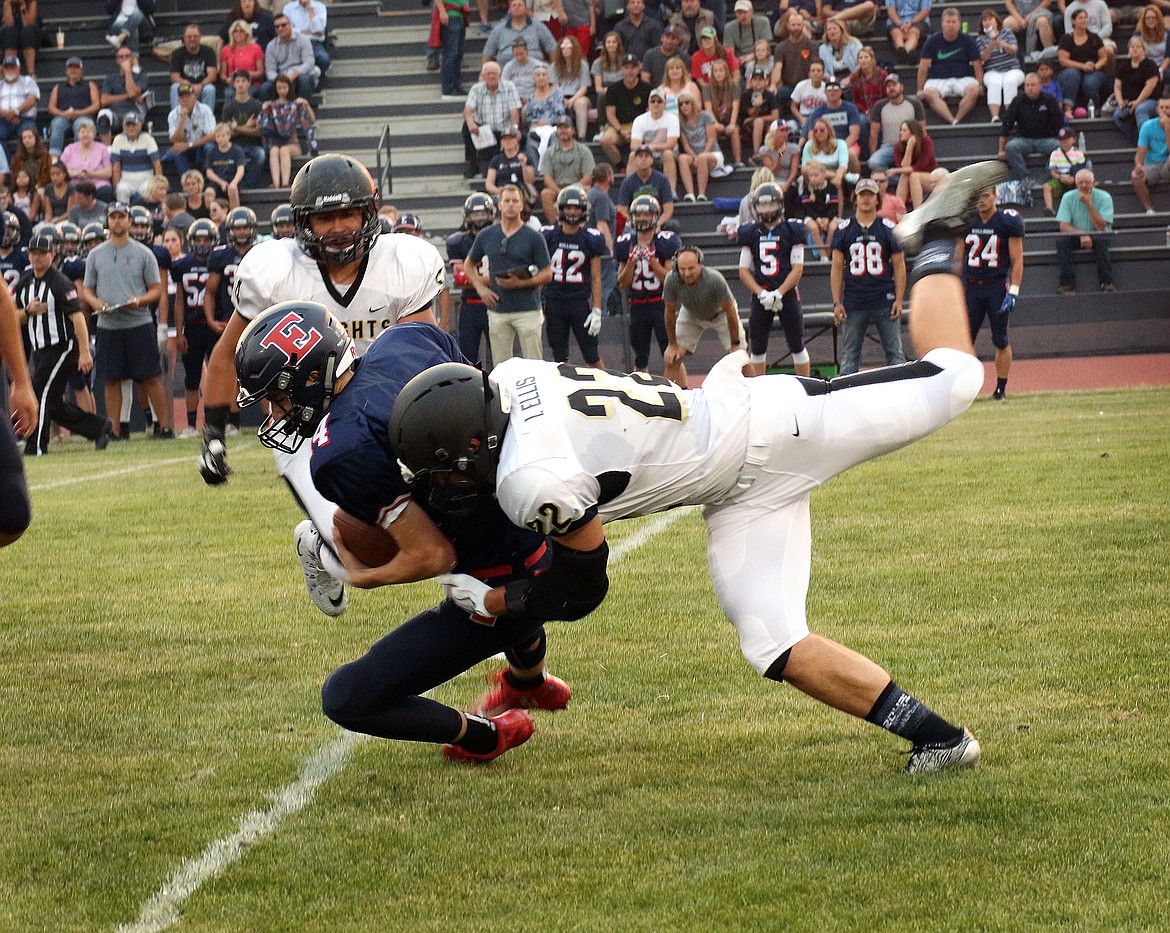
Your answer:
[503,538,609,623]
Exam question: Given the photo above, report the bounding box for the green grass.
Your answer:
[3,388,1169,932]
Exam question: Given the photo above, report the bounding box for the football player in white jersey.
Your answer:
[388,162,1010,774]
[199,153,445,618]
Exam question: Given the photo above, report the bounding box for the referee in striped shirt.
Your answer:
[14,233,112,456]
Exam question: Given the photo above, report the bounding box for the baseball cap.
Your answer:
[29,233,56,253]
[884,72,903,84]
[66,55,83,68]
[824,78,842,90]
[393,213,422,232]
[106,201,130,216]
[749,65,768,79]
[649,88,666,100]
[634,143,653,155]
[699,26,717,38]
[622,52,640,65]
[122,110,141,124]
[855,178,880,195]
[177,83,195,95]
[735,0,754,9]
[511,35,528,47]
[2,55,19,67]
[1058,127,1076,140]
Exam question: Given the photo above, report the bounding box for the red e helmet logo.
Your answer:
[259,311,323,362]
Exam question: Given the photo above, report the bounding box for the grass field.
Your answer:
[3,387,1169,932]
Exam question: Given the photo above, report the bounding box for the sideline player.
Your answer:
[389,161,1012,773]
[1,276,36,546]
[234,302,570,762]
[614,194,680,374]
[205,206,258,433]
[198,153,446,619]
[172,219,219,436]
[736,181,809,378]
[541,186,607,367]
[962,186,1023,400]
[446,193,495,366]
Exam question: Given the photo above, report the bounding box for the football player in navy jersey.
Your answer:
[542,186,608,367]
[830,178,907,376]
[737,182,809,377]
[447,193,495,366]
[55,222,82,270]
[615,195,681,374]
[0,212,29,293]
[128,205,175,437]
[962,187,1023,400]
[204,207,257,434]
[234,302,571,764]
[172,218,218,436]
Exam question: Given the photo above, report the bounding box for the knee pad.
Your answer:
[763,648,793,683]
[791,348,810,365]
[320,665,356,725]
[992,333,1010,350]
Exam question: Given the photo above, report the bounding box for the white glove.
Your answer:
[758,289,782,312]
[585,307,603,337]
[438,572,497,619]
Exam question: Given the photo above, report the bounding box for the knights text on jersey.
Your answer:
[231,233,446,351]
[541,225,608,302]
[962,209,1024,286]
[491,355,752,534]
[737,219,807,292]
[613,230,680,304]
[830,216,901,305]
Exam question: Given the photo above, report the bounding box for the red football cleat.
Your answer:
[473,668,572,717]
[441,709,536,763]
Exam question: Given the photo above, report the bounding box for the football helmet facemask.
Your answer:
[629,195,661,233]
[462,192,495,235]
[226,206,257,249]
[56,221,81,257]
[187,218,219,260]
[752,182,784,224]
[290,153,381,267]
[0,211,21,249]
[556,185,589,227]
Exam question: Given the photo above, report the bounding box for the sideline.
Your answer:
[117,509,692,932]
[28,443,259,492]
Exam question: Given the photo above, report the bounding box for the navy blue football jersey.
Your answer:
[446,230,485,308]
[170,253,211,329]
[62,255,85,284]
[542,225,608,302]
[309,322,548,573]
[207,245,249,321]
[0,248,28,292]
[737,219,808,291]
[830,215,902,305]
[148,243,171,320]
[613,230,681,304]
[963,208,1024,285]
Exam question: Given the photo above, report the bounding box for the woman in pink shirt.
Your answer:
[59,117,114,200]
[221,19,265,87]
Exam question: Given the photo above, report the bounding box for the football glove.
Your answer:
[199,437,232,486]
[758,289,782,311]
[1000,293,1016,314]
[438,572,496,620]
[585,307,603,336]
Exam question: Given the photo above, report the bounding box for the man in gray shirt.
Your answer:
[539,115,596,222]
[586,163,618,316]
[263,13,320,99]
[81,200,172,440]
[867,72,926,172]
[663,244,742,387]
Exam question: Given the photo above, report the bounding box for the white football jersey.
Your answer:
[232,233,445,351]
[492,354,751,534]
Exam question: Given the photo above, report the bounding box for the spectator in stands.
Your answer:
[601,53,652,165]
[848,45,887,116]
[259,74,316,186]
[40,161,71,223]
[220,0,277,52]
[486,123,535,200]
[724,0,772,60]
[180,169,213,221]
[631,88,680,188]
[462,60,521,178]
[163,191,195,232]
[759,117,801,190]
[692,27,739,86]
[163,84,217,176]
[559,0,594,53]
[68,181,108,228]
[0,54,36,143]
[643,26,691,89]
[831,0,881,37]
[222,19,266,89]
[107,0,156,52]
[1055,168,1114,293]
[136,175,170,232]
[788,159,839,255]
[203,123,246,208]
[1062,0,1114,50]
[503,36,538,104]
[1,0,38,78]
[170,24,219,111]
[263,12,320,100]
[704,57,742,165]
[978,9,1024,121]
[527,0,563,44]
[10,168,38,221]
[1135,5,1168,73]
[435,0,469,101]
[1131,95,1170,213]
[775,1,818,41]
[804,77,861,169]
[551,35,591,137]
[1057,8,1110,119]
[98,47,147,141]
[619,0,664,62]
[539,114,594,221]
[12,126,49,187]
[677,92,723,199]
[870,168,906,221]
[593,32,627,111]
[657,55,703,117]
[774,9,816,117]
[110,111,161,202]
[918,8,984,125]
[283,0,330,75]
[890,118,938,208]
[741,40,782,92]
[1003,0,1058,64]
[47,57,100,159]
[61,119,114,201]
[886,0,932,62]
[670,0,715,56]
[790,57,828,123]
[1113,35,1162,145]
[1035,52,1063,103]
[618,144,676,223]
[819,19,861,85]
[222,70,266,187]
[802,114,850,192]
[997,71,1063,180]
[1043,125,1087,215]
[523,61,564,146]
[483,0,557,66]
[740,66,780,160]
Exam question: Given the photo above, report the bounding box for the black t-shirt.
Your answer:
[1058,32,1104,67]
[488,150,527,188]
[740,88,779,120]
[170,45,218,84]
[222,96,262,129]
[606,78,652,125]
[1117,57,1161,102]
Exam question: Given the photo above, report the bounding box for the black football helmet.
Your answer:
[80,221,107,257]
[234,300,358,453]
[56,221,81,258]
[226,206,257,249]
[629,195,661,233]
[462,192,495,235]
[556,185,590,227]
[187,218,219,260]
[388,362,509,516]
[0,211,20,249]
[290,153,381,266]
[270,203,295,239]
[129,205,154,244]
[752,182,784,224]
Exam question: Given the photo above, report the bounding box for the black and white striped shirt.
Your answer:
[14,266,82,351]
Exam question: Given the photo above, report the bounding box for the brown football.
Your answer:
[334,510,399,567]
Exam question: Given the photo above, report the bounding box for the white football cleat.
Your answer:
[294,520,347,618]
[906,727,982,774]
[894,161,1008,255]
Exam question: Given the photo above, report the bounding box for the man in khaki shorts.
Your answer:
[1131,96,1170,214]
[663,245,742,387]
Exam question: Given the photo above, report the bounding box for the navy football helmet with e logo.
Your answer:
[235,300,358,453]
[290,153,381,267]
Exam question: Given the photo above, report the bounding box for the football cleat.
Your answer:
[473,668,572,717]
[894,161,1008,256]
[906,727,981,774]
[294,519,348,617]
[442,709,535,763]
[991,387,1006,401]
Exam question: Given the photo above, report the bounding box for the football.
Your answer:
[334,510,399,567]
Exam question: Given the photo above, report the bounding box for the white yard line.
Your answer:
[29,443,259,492]
[117,507,693,932]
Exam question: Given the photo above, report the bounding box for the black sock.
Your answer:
[227,412,240,429]
[453,713,498,754]
[188,411,198,428]
[504,669,545,691]
[503,629,547,686]
[996,377,1007,392]
[866,681,963,747]
[120,420,130,437]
